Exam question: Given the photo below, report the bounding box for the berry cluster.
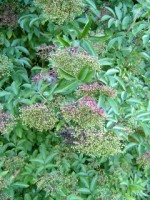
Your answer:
[0,193,11,200]
[2,155,25,174]
[0,178,6,192]
[0,54,13,79]
[137,152,150,169]
[77,82,117,98]
[50,47,100,77]
[34,0,83,24]
[32,70,57,85]
[61,96,106,130]
[0,2,18,27]
[20,103,58,132]
[36,45,56,60]
[36,172,78,196]
[0,111,16,135]
[59,128,122,157]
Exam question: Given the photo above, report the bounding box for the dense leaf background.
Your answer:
[0,0,150,199]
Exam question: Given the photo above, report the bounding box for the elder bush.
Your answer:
[0,0,149,199]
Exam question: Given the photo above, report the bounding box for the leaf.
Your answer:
[15,127,23,138]
[80,40,96,56]
[124,143,138,151]
[45,164,57,169]
[59,68,75,80]
[90,35,111,42]
[57,36,70,47]
[115,76,126,90]
[105,69,119,75]
[138,144,145,157]
[108,99,119,115]
[140,122,150,136]
[108,37,117,48]
[18,14,32,22]
[29,17,39,27]
[80,177,89,188]
[11,39,21,46]
[16,58,31,68]
[122,16,131,29]
[108,18,115,28]
[127,98,142,104]
[98,95,105,107]
[84,0,97,9]
[55,80,80,94]
[68,24,82,39]
[133,23,147,36]
[142,35,149,46]
[78,188,91,194]
[105,7,116,17]
[24,194,32,200]
[18,99,31,105]
[45,152,58,164]
[113,126,126,131]
[140,52,150,61]
[6,29,13,39]
[0,91,11,97]
[31,66,42,71]
[30,159,44,164]
[115,6,122,20]
[81,15,92,39]
[15,46,29,55]
[90,176,97,191]
[22,84,32,89]
[136,112,150,119]
[101,15,111,21]
[0,171,8,178]
[117,36,123,49]
[13,183,29,188]
[83,70,94,83]
[11,82,19,95]
[99,58,113,66]
[78,66,90,81]
[67,195,83,200]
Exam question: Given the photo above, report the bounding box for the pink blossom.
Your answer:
[77,96,106,118]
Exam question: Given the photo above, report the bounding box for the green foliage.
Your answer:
[0,0,149,199]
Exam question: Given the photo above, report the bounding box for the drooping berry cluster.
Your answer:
[34,0,83,24]
[0,2,19,27]
[76,82,117,98]
[59,94,123,157]
[136,152,150,169]
[50,47,100,77]
[58,128,76,145]
[59,128,122,157]
[0,192,11,200]
[0,111,16,135]
[36,172,78,196]
[20,103,58,132]
[61,96,106,130]
[0,54,13,79]
[0,178,7,192]
[99,85,117,97]
[2,155,25,174]
[32,70,57,85]
[36,45,56,60]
